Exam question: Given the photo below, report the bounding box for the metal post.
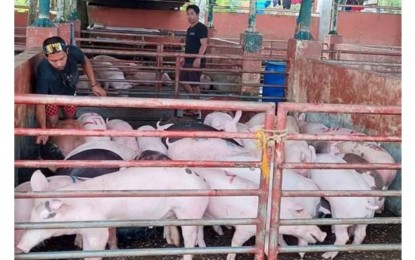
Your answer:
[329,0,340,34]
[294,0,313,40]
[63,0,72,20]
[207,0,216,28]
[32,0,55,27]
[318,0,334,41]
[69,0,78,20]
[53,0,66,23]
[247,0,257,32]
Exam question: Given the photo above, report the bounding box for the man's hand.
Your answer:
[193,58,201,68]
[36,135,49,145]
[91,83,107,96]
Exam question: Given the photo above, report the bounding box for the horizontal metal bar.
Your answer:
[279,244,401,254]
[279,102,401,115]
[283,162,401,170]
[282,190,401,197]
[15,160,260,168]
[15,128,257,139]
[81,48,272,61]
[15,246,257,259]
[15,94,275,112]
[287,133,401,142]
[323,60,401,66]
[280,217,401,226]
[15,218,259,230]
[15,189,261,199]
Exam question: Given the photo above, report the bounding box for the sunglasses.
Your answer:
[43,42,66,55]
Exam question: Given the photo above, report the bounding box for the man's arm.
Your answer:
[35,104,49,144]
[82,56,107,96]
[193,38,208,68]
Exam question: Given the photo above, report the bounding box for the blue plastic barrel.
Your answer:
[256,0,266,14]
[262,61,286,104]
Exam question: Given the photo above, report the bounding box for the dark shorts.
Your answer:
[179,63,204,87]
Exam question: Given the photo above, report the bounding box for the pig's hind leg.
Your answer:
[322,224,350,259]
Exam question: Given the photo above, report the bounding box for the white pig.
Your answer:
[94,61,133,90]
[105,119,140,152]
[309,153,379,259]
[193,168,327,260]
[136,125,168,154]
[77,112,111,142]
[17,168,209,260]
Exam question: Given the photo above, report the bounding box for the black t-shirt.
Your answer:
[184,22,208,65]
[36,45,85,96]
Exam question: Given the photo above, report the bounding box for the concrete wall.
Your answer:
[290,58,401,215]
[15,8,401,46]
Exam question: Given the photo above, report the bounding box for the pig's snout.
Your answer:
[16,244,30,254]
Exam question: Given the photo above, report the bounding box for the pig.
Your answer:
[193,168,327,260]
[17,168,210,260]
[49,119,86,157]
[77,112,111,143]
[203,111,243,144]
[309,153,380,259]
[15,175,88,248]
[335,141,397,189]
[199,74,212,91]
[105,119,140,152]
[93,61,133,90]
[296,113,329,134]
[125,71,171,86]
[336,153,386,213]
[57,149,123,178]
[136,125,168,154]
[76,75,90,90]
[166,137,255,161]
[156,120,242,147]
[65,140,139,161]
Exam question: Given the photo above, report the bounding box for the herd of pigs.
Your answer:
[15,109,397,260]
[76,55,212,92]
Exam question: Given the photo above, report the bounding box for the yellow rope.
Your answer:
[254,129,288,181]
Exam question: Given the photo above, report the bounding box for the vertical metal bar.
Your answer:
[267,104,287,259]
[329,0,339,34]
[70,0,78,20]
[32,0,55,27]
[53,0,66,23]
[207,0,216,28]
[174,55,181,99]
[254,110,275,260]
[156,44,163,94]
[247,0,257,32]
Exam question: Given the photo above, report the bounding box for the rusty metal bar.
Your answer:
[287,133,401,142]
[253,111,275,260]
[15,218,259,230]
[80,48,277,61]
[283,162,401,170]
[15,94,275,112]
[15,160,260,168]
[14,128,257,138]
[282,190,401,197]
[279,244,401,254]
[323,60,401,66]
[15,217,400,230]
[322,49,401,56]
[279,217,401,226]
[268,103,287,259]
[278,102,401,114]
[15,189,261,199]
[15,246,257,259]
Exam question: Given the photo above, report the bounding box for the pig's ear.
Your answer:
[233,110,242,123]
[50,199,64,210]
[298,113,306,121]
[308,145,316,162]
[30,170,49,192]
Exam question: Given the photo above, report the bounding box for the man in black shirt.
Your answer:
[35,36,107,145]
[180,4,208,115]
